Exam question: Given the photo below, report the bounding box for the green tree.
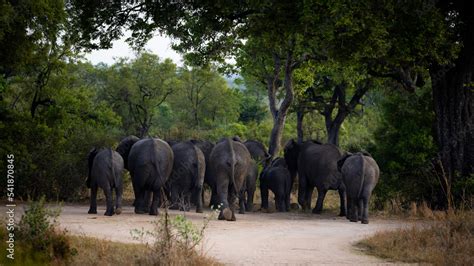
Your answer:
[371,86,437,205]
[0,62,121,200]
[101,53,179,137]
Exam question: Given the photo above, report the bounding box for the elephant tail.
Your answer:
[227,138,238,196]
[87,148,99,188]
[357,154,366,199]
[109,148,116,188]
[151,140,164,188]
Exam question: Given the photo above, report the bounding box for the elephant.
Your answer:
[260,163,291,212]
[240,139,271,212]
[210,138,252,221]
[270,157,287,168]
[337,152,379,224]
[284,139,346,216]
[116,136,174,215]
[239,160,258,212]
[190,139,217,207]
[244,140,271,163]
[167,141,205,213]
[87,148,124,216]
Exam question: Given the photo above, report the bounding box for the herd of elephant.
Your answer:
[87,136,379,224]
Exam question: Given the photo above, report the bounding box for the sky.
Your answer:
[84,33,183,66]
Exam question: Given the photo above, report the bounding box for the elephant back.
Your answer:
[210,138,252,187]
[128,138,173,184]
[298,143,343,188]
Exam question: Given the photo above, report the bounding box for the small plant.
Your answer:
[131,207,219,265]
[17,197,74,261]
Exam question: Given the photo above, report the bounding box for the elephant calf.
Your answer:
[87,148,124,216]
[337,152,379,224]
[260,160,291,212]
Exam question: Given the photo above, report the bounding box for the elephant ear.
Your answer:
[87,148,99,188]
[337,152,353,172]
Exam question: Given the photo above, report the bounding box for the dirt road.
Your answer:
[48,204,409,265]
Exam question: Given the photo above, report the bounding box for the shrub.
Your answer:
[17,197,74,260]
[131,208,219,265]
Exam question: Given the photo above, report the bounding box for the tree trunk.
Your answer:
[326,121,342,146]
[430,0,473,208]
[267,51,295,157]
[296,110,305,143]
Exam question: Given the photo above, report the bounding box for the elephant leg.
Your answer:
[346,196,352,220]
[239,190,246,214]
[169,185,180,210]
[285,192,290,212]
[115,185,123,215]
[348,197,358,222]
[260,184,269,210]
[144,190,152,212]
[304,186,314,211]
[193,185,203,213]
[246,188,254,212]
[297,175,307,209]
[313,187,327,214]
[183,193,191,212]
[210,186,219,209]
[276,195,285,212]
[217,178,231,220]
[361,197,370,224]
[104,186,114,216]
[134,188,147,214]
[338,187,347,217]
[88,185,98,214]
[228,188,238,221]
[149,189,160,215]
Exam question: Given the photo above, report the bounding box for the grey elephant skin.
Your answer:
[244,140,270,162]
[190,139,217,207]
[167,141,205,213]
[284,139,346,216]
[338,152,379,224]
[242,139,269,212]
[260,158,291,212]
[117,136,174,215]
[240,161,258,212]
[211,138,252,221]
[87,148,124,216]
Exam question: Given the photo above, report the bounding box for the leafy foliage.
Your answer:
[370,86,438,206]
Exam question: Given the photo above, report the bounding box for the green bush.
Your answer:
[0,197,75,264]
[370,86,438,207]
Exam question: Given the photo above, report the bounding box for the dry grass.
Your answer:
[357,211,474,265]
[68,235,220,266]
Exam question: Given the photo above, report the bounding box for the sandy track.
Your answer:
[46,204,410,265]
[1,204,409,264]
